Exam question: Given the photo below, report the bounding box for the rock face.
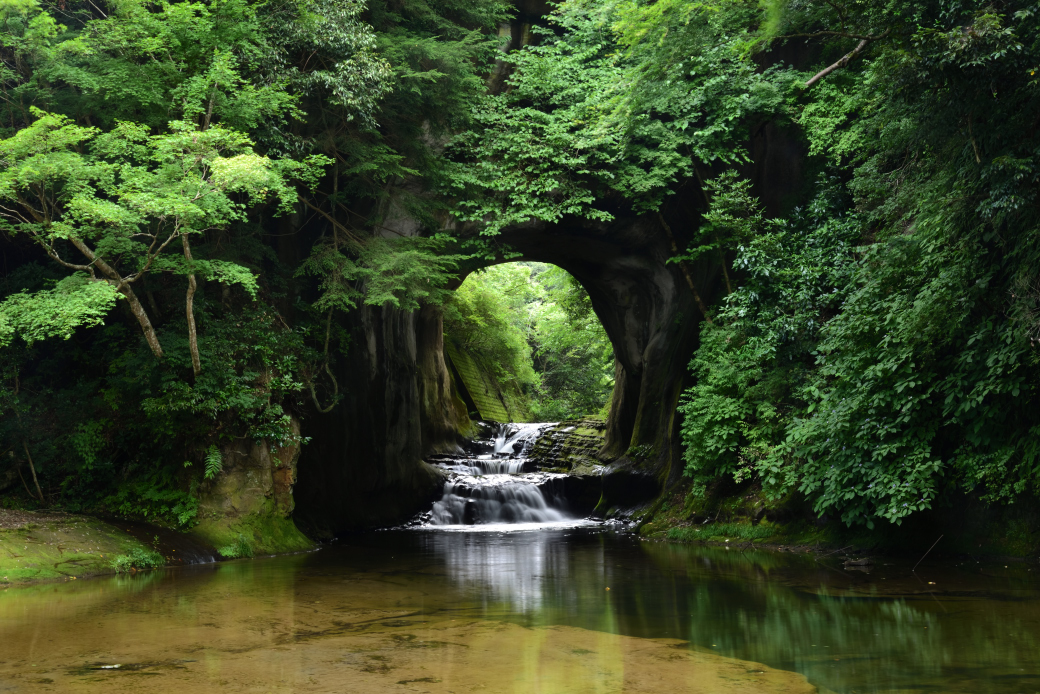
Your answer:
[194,416,315,555]
[291,193,726,534]
[471,206,720,504]
[292,304,458,538]
[527,418,607,473]
[527,418,668,518]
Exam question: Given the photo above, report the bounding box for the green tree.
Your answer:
[530,266,614,420]
[0,110,326,366]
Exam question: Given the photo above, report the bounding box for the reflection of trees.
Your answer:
[636,543,1040,693]
[423,532,1040,693]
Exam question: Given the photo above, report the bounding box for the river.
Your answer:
[1,425,1038,692]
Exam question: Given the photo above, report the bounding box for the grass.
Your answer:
[111,547,165,573]
[217,534,254,559]
[667,521,779,544]
[0,515,163,583]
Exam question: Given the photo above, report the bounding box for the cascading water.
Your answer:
[431,477,567,525]
[422,422,583,527]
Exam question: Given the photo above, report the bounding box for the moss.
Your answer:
[192,506,314,558]
[444,340,529,422]
[528,417,607,472]
[0,516,158,584]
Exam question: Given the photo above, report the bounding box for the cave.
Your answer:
[292,187,728,536]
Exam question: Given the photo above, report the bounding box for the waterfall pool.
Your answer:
[2,426,1037,692]
[1,528,1038,692]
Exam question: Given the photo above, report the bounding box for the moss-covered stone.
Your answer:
[193,505,313,558]
[0,514,158,584]
[528,417,607,472]
[195,417,315,556]
[444,339,529,422]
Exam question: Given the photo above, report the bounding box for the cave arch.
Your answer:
[449,215,716,463]
[293,199,725,536]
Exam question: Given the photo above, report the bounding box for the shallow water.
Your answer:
[1,527,1039,693]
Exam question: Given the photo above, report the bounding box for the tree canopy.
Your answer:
[2,0,1039,530]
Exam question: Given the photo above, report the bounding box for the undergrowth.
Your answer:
[667,522,779,544]
[217,535,255,559]
[111,548,165,574]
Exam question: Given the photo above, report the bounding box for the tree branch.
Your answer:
[780,30,889,41]
[657,212,713,323]
[65,236,165,358]
[300,197,364,246]
[308,311,339,413]
[22,440,44,503]
[805,30,890,88]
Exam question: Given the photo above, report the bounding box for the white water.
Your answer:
[431,476,567,525]
[426,422,573,526]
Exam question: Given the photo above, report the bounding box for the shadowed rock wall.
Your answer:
[291,197,725,533]
[292,304,460,538]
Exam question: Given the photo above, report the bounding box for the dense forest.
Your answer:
[1,0,1038,532]
[444,263,614,421]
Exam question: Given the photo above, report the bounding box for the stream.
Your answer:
[1,424,1038,693]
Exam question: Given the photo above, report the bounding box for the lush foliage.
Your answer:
[111,547,165,573]
[0,0,506,522]
[444,263,614,421]
[445,0,787,233]
[669,0,1040,526]
[4,0,1040,534]
[445,0,1040,527]
[678,179,860,495]
[529,266,615,420]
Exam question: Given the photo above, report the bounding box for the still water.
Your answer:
[1,527,1038,693]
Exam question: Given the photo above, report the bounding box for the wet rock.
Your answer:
[527,418,607,472]
[598,462,660,515]
[462,499,479,525]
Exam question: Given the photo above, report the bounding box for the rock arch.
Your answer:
[292,191,725,536]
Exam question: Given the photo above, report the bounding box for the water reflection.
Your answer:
[0,529,1038,692]
[399,529,1040,692]
[422,529,603,613]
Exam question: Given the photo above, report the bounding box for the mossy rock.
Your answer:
[0,514,160,584]
[192,505,314,558]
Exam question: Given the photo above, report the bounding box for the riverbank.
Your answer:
[635,481,1040,561]
[0,509,169,584]
[0,505,322,586]
[524,417,1040,560]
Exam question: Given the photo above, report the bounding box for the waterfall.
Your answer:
[431,478,567,525]
[422,421,583,527]
[492,422,545,457]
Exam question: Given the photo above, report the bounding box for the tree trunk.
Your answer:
[182,234,201,378]
[121,284,165,359]
[21,440,44,503]
[66,237,165,359]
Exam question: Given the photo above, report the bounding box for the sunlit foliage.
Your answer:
[444,263,614,420]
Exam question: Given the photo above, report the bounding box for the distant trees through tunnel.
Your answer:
[443,262,614,423]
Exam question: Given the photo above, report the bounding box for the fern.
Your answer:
[204,446,223,480]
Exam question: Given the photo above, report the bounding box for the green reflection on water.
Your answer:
[1,529,1038,693]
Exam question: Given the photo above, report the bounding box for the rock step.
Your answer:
[528,418,607,472]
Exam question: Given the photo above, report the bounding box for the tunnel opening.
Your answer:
[442,262,615,425]
[294,213,713,535]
